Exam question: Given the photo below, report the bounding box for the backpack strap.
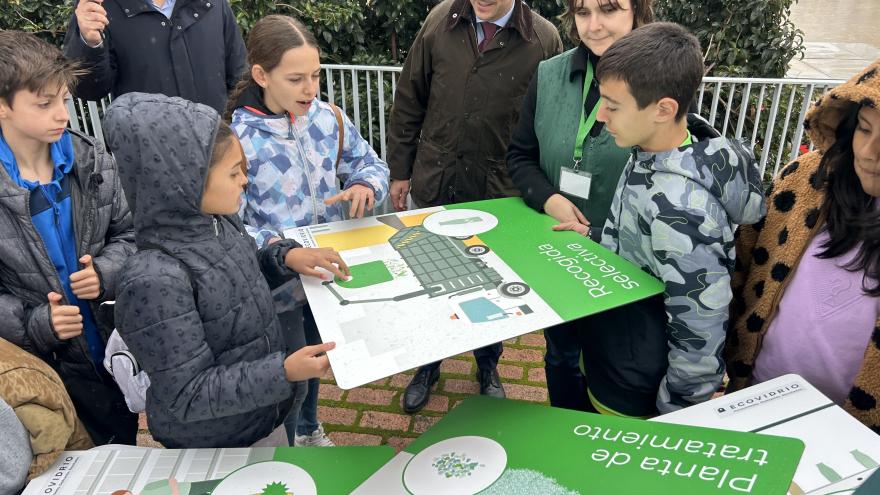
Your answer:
[330,103,345,170]
[138,243,199,304]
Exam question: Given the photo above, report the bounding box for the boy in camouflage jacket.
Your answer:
[576,23,766,416]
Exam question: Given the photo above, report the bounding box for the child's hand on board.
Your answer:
[324,184,375,219]
[284,247,350,281]
[284,342,336,381]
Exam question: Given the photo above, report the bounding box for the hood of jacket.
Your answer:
[104,93,219,247]
[804,58,880,153]
[634,116,766,226]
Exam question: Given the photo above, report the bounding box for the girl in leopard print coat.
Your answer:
[725,59,880,432]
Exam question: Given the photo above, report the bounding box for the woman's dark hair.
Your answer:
[561,0,654,45]
[223,15,320,120]
[816,105,880,296]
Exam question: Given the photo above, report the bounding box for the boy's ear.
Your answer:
[655,97,680,124]
[0,96,10,119]
[251,65,269,89]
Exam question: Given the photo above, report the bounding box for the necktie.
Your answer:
[478,22,498,53]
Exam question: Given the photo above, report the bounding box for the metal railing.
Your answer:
[696,76,843,177]
[68,65,844,180]
[66,97,111,145]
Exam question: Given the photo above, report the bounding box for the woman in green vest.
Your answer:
[506,0,653,412]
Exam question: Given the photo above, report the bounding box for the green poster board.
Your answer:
[285,198,665,389]
[354,397,804,495]
[444,199,660,321]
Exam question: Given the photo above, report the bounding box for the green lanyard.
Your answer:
[681,129,693,147]
[573,59,601,168]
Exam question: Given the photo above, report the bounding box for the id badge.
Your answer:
[559,167,593,200]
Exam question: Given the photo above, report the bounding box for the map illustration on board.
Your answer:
[285,198,666,389]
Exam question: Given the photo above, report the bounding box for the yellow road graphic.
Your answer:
[314,224,399,251]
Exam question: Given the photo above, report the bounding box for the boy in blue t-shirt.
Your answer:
[0,31,137,444]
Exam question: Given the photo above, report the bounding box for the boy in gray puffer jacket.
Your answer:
[0,31,137,445]
[576,23,766,417]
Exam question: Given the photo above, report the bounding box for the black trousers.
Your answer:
[544,319,593,412]
[578,295,668,417]
[63,368,138,445]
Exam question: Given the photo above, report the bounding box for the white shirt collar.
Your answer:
[476,1,516,28]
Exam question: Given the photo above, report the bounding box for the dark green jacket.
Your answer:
[387,0,563,206]
[507,45,631,231]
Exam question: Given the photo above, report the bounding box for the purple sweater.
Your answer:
[753,228,880,404]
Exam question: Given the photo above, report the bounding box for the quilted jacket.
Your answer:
[105,93,301,448]
[230,83,389,247]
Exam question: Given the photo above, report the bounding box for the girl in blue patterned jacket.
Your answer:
[226,15,389,447]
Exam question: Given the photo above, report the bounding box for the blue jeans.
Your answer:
[283,305,322,441]
[295,377,321,437]
[277,308,311,446]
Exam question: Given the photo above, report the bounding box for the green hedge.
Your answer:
[2,1,801,77]
[655,0,804,77]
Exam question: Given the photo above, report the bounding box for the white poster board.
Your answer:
[283,198,663,389]
[654,374,880,494]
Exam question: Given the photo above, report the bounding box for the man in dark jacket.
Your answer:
[0,31,137,445]
[386,0,563,413]
[63,0,246,114]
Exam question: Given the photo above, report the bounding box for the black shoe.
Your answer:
[477,368,506,399]
[403,366,440,414]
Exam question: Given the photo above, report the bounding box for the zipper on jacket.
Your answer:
[213,216,220,236]
[23,191,67,302]
[611,149,639,254]
[73,166,104,375]
[52,202,61,230]
[586,138,595,170]
[24,189,100,376]
[79,171,100,258]
[288,114,321,222]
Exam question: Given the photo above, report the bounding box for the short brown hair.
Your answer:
[0,31,84,106]
[596,22,703,120]
[561,0,654,45]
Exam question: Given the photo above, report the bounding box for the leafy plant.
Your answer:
[654,0,805,77]
[0,0,73,45]
[3,0,803,78]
